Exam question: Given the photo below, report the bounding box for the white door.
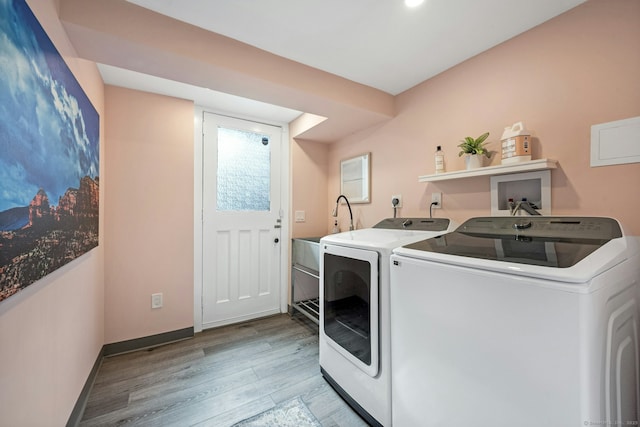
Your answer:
[202,113,282,328]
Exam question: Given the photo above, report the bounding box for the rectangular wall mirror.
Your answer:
[340,153,370,204]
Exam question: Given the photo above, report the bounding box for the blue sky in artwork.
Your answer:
[0,0,99,212]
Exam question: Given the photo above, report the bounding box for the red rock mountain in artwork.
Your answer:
[28,189,51,225]
[26,176,99,227]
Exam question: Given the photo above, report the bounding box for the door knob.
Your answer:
[274,238,279,243]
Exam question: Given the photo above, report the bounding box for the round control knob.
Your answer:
[513,220,532,230]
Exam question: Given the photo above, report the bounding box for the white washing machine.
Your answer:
[320,217,457,427]
[390,216,640,427]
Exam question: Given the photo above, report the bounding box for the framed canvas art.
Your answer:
[0,0,100,303]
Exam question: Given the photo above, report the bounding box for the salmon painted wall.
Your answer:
[326,0,640,235]
[104,86,194,343]
[0,0,105,425]
[291,138,330,238]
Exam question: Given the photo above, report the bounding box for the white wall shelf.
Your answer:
[418,159,558,182]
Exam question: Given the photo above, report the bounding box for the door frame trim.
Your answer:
[193,107,290,332]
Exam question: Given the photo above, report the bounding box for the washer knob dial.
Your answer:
[513,220,532,230]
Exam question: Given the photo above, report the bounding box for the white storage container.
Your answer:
[501,122,532,164]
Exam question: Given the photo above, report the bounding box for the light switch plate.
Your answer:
[295,210,305,222]
[151,293,163,309]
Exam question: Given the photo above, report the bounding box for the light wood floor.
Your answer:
[80,313,369,426]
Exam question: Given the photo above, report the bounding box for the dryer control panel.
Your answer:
[373,217,450,231]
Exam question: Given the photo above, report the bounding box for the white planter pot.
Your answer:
[465,154,483,170]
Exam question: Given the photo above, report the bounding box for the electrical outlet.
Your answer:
[151,293,163,309]
[431,192,442,209]
[391,194,403,208]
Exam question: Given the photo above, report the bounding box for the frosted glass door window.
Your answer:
[217,127,270,211]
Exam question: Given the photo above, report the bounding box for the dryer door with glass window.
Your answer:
[322,244,379,377]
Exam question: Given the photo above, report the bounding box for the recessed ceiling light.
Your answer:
[405,0,424,7]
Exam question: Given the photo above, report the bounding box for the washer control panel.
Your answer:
[459,217,622,240]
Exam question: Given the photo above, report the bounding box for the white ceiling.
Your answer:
[101,0,585,121]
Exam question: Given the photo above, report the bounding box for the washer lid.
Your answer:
[393,217,640,284]
[401,217,622,268]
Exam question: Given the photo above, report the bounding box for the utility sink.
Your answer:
[291,236,323,323]
[292,237,321,273]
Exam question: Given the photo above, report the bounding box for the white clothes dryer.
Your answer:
[390,216,640,427]
[320,218,457,427]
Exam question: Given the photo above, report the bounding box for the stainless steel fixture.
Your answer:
[508,198,541,215]
[290,237,321,323]
[332,194,354,231]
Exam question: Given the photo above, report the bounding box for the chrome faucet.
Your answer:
[509,199,541,216]
[332,194,354,231]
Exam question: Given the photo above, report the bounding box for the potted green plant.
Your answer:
[457,132,491,170]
